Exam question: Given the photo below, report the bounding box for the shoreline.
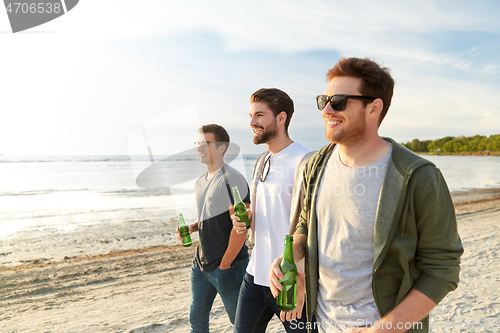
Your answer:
[1,188,500,332]
[451,186,500,203]
[0,187,498,268]
[2,187,498,270]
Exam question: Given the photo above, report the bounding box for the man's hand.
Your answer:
[219,262,231,270]
[230,205,251,234]
[269,255,306,322]
[176,223,198,243]
[345,289,437,333]
[269,255,284,295]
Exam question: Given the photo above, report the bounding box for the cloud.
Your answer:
[382,70,500,141]
[1,0,499,154]
[61,0,498,82]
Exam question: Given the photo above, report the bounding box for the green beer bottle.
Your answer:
[277,235,297,312]
[232,186,250,231]
[178,213,192,247]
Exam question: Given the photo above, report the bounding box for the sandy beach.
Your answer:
[1,188,499,333]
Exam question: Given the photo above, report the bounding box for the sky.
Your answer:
[1,0,499,156]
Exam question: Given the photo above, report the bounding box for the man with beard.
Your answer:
[232,88,316,333]
[269,58,463,333]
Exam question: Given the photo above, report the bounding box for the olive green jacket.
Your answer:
[294,138,463,332]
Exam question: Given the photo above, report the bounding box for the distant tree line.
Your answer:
[402,134,500,154]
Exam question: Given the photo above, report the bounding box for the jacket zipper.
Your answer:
[304,145,331,328]
[372,174,411,315]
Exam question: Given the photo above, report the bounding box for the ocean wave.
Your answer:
[0,189,89,197]
[0,156,132,163]
[0,154,260,163]
[99,188,179,197]
[0,187,196,198]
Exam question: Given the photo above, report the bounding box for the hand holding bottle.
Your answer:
[230,186,250,232]
[176,213,194,247]
[176,223,198,243]
[230,205,251,234]
[269,251,306,322]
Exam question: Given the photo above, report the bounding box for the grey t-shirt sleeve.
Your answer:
[226,171,250,205]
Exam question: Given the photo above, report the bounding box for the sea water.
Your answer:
[0,155,253,238]
[424,155,500,191]
[1,154,499,240]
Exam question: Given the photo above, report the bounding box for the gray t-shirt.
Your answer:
[315,144,391,331]
[194,165,250,272]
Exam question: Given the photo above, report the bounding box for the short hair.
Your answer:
[198,124,230,154]
[250,88,294,132]
[326,57,394,125]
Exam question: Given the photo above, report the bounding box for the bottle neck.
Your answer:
[232,187,243,203]
[283,238,294,259]
[178,215,187,227]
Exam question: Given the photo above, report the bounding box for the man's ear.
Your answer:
[368,98,383,119]
[217,143,227,154]
[277,111,287,126]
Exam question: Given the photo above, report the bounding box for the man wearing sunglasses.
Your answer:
[177,124,250,333]
[269,58,462,333]
[232,88,316,333]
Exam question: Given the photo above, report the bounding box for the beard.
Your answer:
[253,120,278,145]
[327,109,367,146]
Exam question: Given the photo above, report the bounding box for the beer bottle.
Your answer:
[277,235,297,312]
[232,186,250,231]
[178,213,192,247]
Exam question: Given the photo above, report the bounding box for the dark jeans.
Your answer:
[190,258,249,333]
[234,273,318,333]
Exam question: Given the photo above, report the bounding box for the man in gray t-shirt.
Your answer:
[270,58,462,333]
[177,124,250,333]
[315,144,391,330]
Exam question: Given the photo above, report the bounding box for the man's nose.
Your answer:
[322,103,337,116]
[249,116,257,127]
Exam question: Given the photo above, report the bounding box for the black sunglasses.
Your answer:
[316,94,377,111]
[259,154,271,182]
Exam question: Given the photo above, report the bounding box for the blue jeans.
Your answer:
[190,258,248,333]
[234,273,318,333]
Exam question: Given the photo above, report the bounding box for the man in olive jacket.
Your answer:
[269,57,463,333]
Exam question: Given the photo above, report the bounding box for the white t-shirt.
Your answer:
[247,142,310,286]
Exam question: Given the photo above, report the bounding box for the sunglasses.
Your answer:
[194,141,215,148]
[316,94,377,112]
[259,154,271,182]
